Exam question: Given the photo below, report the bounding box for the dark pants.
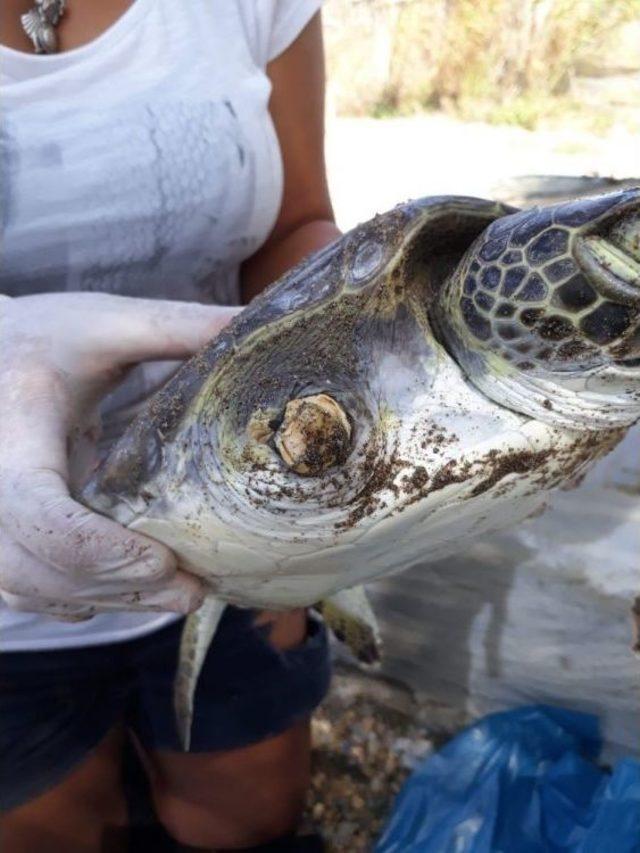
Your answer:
[0,607,331,811]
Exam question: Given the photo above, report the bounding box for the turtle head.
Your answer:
[436,188,640,429]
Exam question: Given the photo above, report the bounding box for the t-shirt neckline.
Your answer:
[1,0,152,80]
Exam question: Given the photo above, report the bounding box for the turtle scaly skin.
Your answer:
[438,189,640,428]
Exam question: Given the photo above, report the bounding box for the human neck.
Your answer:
[1,0,134,54]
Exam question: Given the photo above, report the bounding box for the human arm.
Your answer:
[241,11,341,302]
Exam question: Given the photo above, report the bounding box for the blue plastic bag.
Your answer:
[376,706,640,852]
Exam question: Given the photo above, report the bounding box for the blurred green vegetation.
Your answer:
[324,0,640,130]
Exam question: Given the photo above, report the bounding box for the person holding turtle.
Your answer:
[0,1,338,849]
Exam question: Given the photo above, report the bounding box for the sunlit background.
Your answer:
[323,0,640,227]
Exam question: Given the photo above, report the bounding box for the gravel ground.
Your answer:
[304,664,469,852]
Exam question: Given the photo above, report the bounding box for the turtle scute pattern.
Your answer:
[459,193,638,372]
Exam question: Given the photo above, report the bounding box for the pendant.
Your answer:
[21,0,66,55]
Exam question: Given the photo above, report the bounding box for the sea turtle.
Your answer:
[82,189,640,748]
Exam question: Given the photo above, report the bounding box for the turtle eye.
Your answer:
[273,394,352,476]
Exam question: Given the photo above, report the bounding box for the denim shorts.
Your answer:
[0,607,331,811]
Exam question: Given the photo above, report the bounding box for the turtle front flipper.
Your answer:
[174,595,227,750]
[315,586,382,665]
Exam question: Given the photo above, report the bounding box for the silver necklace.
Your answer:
[21,0,67,54]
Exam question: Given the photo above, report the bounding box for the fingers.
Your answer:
[117,299,242,361]
[1,584,204,619]
[0,529,204,616]
[0,378,204,614]
[1,592,95,622]
[1,467,174,581]
[4,294,243,375]
[72,295,243,365]
[0,470,205,613]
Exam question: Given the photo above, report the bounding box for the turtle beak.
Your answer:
[574,190,640,308]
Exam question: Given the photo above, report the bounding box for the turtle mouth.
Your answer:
[574,217,640,307]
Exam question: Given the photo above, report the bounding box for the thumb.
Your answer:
[80,296,243,366]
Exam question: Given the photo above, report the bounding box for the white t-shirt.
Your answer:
[0,0,321,650]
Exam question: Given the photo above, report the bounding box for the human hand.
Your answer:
[0,292,240,620]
